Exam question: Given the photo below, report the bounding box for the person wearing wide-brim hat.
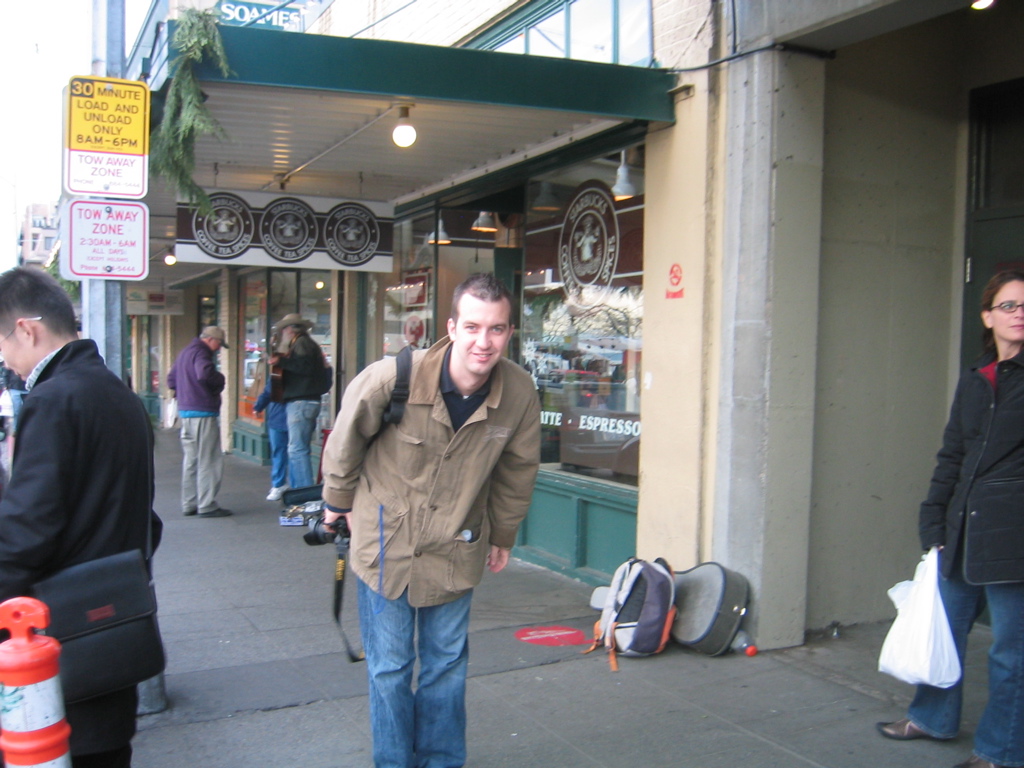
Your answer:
[268,314,330,490]
[273,313,313,334]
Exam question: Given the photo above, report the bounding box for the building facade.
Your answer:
[20,203,58,267]
[120,0,1022,650]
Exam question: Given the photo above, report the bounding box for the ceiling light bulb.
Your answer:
[971,0,995,8]
[392,106,417,148]
[164,253,177,266]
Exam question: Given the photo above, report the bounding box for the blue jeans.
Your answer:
[285,400,320,489]
[267,426,288,488]
[908,564,1024,766]
[357,578,472,768]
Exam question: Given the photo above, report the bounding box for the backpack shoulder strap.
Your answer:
[381,345,413,427]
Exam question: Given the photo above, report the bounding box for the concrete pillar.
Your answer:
[81,280,125,380]
[82,0,127,379]
[714,49,826,649]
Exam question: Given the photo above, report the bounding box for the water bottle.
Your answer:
[730,630,758,656]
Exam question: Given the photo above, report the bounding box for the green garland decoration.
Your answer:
[151,9,232,214]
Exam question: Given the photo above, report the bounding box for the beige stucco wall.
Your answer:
[636,2,717,569]
[636,73,712,571]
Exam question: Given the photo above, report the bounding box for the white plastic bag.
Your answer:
[163,397,179,430]
[878,547,961,688]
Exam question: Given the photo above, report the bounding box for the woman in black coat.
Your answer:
[878,270,1024,768]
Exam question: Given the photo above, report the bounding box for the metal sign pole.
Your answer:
[82,0,126,381]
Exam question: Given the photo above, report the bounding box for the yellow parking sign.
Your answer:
[64,76,150,198]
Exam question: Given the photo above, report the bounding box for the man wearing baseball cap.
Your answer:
[167,326,231,518]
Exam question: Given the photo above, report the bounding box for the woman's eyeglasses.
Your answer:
[991,301,1024,314]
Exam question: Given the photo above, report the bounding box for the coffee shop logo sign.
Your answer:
[185,192,388,268]
[558,182,619,308]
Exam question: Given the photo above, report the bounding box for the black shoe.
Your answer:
[183,509,198,517]
[197,508,232,518]
[876,718,933,741]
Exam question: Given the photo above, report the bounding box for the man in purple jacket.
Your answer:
[167,327,230,518]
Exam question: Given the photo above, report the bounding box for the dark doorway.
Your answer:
[963,78,1024,367]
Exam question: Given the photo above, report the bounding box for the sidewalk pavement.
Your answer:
[134,427,992,767]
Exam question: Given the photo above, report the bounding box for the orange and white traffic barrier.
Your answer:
[0,598,70,768]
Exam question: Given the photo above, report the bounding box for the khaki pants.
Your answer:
[180,416,223,514]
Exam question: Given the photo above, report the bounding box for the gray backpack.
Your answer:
[585,557,676,670]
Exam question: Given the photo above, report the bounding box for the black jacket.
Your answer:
[0,340,162,754]
[278,332,326,402]
[920,348,1024,584]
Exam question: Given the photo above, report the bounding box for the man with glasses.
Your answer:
[0,267,162,768]
[168,326,231,517]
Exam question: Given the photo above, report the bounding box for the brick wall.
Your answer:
[652,0,716,70]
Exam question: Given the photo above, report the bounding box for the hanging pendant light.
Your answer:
[392,104,417,148]
[426,217,451,245]
[611,151,636,201]
[531,181,560,212]
[471,212,497,232]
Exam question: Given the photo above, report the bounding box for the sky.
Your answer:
[0,0,150,271]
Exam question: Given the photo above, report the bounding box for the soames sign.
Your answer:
[216,1,302,31]
[175,191,394,272]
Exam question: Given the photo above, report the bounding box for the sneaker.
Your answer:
[267,486,286,501]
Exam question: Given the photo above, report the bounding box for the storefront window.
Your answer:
[245,269,334,432]
[145,315,161,395]
[300,272,331,337]
[523,146,644,483]
[387,208,512,360]
[269,270,297,328]
[388,214,438,357]
[238,272,269,423]
[299,271,333,432]
[198,287,218,330]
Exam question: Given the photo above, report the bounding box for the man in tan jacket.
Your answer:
[321,274,540,768]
